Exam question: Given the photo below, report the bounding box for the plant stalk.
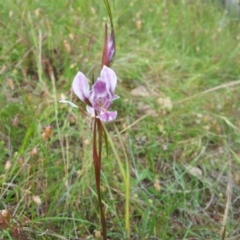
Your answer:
[93,118,107,239]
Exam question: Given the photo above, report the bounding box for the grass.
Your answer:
[1,0,240,239]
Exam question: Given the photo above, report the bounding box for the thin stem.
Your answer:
[93,118,107,239]
[97,119,103,167]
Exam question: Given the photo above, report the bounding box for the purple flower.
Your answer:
[60,66,119,122]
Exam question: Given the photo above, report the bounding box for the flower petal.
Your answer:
[97,111,117,122]
[100,66,117,94]
[59,100,79,108]
[86,106,95,117]
[72,71,90,102]
[90,80,112,110]
[112,94,120,101]
[92,80,108,95]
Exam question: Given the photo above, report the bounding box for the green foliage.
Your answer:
[0,0,240,239]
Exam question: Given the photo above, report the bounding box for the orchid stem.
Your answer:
[93,118,107,240]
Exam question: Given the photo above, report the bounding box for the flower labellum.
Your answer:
[62,66,119,122]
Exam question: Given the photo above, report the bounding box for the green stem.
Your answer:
[103,0,114,29]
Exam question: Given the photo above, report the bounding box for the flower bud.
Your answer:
[101,23,115,67]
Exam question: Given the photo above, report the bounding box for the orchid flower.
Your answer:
[59,2,120,239]
[60,66,119,122]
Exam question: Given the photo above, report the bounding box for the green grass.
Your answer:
[1,0,240,239]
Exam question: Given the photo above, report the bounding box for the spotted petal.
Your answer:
[90,80,112,110]
[97,111,117,122]
[72,71,90,102]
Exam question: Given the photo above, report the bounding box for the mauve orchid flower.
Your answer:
[60,66,119,122]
